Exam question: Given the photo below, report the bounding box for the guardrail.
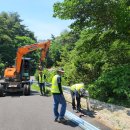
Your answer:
[65,110,100,130]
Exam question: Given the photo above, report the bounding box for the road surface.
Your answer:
[0,90,112,130]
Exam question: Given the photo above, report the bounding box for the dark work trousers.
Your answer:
[70,90,81,111]
[39,83,45,95]
[53,94,66,120]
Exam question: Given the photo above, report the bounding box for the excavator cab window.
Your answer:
[24,60,30,69]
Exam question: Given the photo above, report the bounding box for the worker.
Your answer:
[70,83,88,112]
[51,68,67,123]
[38,69,46,96]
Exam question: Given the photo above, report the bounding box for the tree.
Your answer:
[0,12,37,67]
[0,57,4,77]
[53,0,130,106]
[53,0,130,36]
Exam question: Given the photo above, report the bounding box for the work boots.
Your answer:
[58,118,67,123]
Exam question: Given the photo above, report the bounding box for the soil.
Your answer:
[64,93,130,130]
[94,107,130,130]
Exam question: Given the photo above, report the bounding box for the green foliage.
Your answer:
[14,36,35,47]
[0,12,39,73]
[53,0,90,32]
[53,0,130,35]
[49,31,79,85]
[52,0,130,107]
[0,61,4,76]
[0,44,16,66]
[34,68,56,83]
[0,12,36,45]
[108,40,130,65]
[34,67,68,88]
[89,64,130,107]
[48,39,62,66]
[31,83,51,96]
[47,30,77,67]
[31,83,39,91]
[74,29,130,106]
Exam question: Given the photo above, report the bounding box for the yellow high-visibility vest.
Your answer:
[70,84,76,91]
[51,75,60,93]
[38,74,45,83]
[70,83,84,94]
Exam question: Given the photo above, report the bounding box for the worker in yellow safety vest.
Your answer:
[70,83,88,112]
[38,70,46,96]
[51,68,67,123]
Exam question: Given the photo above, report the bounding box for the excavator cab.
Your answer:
[20,58,31,81]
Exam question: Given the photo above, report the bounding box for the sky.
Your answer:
[0,0,72,40]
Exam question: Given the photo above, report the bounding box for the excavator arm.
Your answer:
[16,40,50,74]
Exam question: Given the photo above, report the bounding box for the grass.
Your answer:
[31,83,40,91]
[31,83,52,96]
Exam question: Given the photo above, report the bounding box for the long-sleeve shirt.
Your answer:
[57,76,63,94]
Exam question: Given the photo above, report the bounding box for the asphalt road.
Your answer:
[0,77,111,130]
[0,91,112,130]
[0,91,81,130]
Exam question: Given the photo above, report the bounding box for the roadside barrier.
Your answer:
[65,110,100,130]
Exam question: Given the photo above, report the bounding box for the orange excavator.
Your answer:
[0,40,50,96]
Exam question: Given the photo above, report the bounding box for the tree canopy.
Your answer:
[52,0,130,106]
[0,12,38,74]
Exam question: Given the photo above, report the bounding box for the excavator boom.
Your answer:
[16,40,50,74]
[4,40,50,78]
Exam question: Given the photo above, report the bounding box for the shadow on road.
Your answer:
[3,90,40,97]
[59,119,79,128]
[80,109,97,118]
[30,90,40,96]
[5,92,23,97]
[31,90,52,97]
